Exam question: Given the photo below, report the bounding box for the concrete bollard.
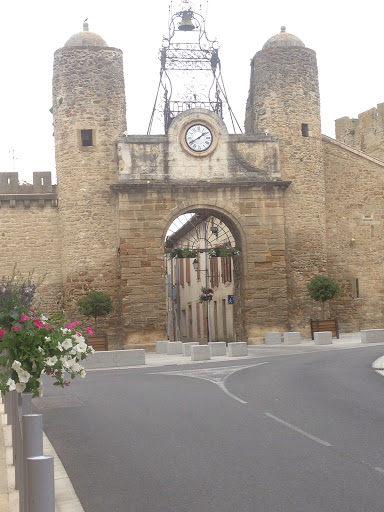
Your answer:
[361,329,384,344]
[21,414,43,512]
[167,341,183,355]
[227,342,248,357]
[209,342,227,356]
[26,456,55,512]
[156,341,169,353]
[191,345,211,361]
[182,342,199,356]
[314,331,333,345]
[265,332,281,345]
[283,332,301,345]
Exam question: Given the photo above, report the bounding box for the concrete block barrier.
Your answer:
[84,349,145,368]
[156,341,169,353]
[182,342,199,356]
[314,331,332,345]
[191,345,211,361]
[283,332,301,345]
[227,342,248,357]
[265,332,281,344]
[167,341,183,355]
[209,342,227,356]
[361,329,384,344]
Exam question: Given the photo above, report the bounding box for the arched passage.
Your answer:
[164,209,245,343]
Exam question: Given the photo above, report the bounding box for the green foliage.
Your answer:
[307,276,341,304]
[77,291,113,322]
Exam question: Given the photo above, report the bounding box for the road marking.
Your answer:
[265,413,332,447]
[374,467,384,475]
[150,362,269,404]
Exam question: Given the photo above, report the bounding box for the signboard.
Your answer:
[228,295,234,305]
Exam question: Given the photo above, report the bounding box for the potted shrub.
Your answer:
[77,291,113,351]
[308,275,341,339]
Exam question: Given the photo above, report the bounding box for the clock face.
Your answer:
[185,124,213,152]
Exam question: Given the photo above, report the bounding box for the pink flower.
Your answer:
[28,308,36,314]
[0,328,5,339]
[12,326,21,331]
[20,313,30,322]
[34,319,44,329]
[65,321,80,330]
[65,382,70,387]
[46,371,51,375]
[87,327,94,336]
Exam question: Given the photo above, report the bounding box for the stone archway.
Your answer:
[114,179,288,349]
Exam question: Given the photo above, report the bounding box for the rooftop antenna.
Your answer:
[9,150,19,171]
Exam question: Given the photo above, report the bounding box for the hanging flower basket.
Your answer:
[199,287,214,303]
[169,248,198,259]
[208,245,240,258]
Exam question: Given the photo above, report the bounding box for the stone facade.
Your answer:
[1,24,384,346]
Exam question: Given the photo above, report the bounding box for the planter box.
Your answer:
[89,335,108,351]
[310,319,339,340]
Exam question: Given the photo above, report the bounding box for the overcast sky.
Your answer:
[1,0,383,183]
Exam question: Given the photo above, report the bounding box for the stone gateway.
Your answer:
[1,21,384,348]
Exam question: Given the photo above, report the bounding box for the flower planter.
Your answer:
[310,318,339,339]
[89,335,108,351]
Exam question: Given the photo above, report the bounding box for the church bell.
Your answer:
[178,11,195,31]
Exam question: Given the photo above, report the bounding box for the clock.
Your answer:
[185,124,213,153]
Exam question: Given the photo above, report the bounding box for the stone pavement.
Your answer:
[1,333,384,512]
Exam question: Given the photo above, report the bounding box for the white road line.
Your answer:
[374,467,384,475]
[265,412,332,447]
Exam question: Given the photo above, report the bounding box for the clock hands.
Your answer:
[190,129,208,143]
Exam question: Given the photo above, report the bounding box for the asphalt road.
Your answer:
[34,346,384,512]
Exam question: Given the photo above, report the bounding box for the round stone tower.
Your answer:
[245,27,327,331]
[52,22,127,346]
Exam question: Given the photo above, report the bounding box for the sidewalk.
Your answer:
[1,333,384,511]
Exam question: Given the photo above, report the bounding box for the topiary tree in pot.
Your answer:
[307,275,340,320]
[77,291,113,335]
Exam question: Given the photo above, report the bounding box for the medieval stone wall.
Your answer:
[335,103,384,161]
[0,172,62,314]
[323,136,384,330]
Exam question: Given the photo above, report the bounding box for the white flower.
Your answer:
[37,346,45,354]
[6,378,16,391]
[71,362,81,373]
[62,328,69,334]
[44,336,51,342]
[46,356,58,366]
[76,340,87,353]
[11,360,22,371]
[88,346,96,354]
[57,342,63,352]
[15,382,26,393]
[62,358,76,370]
[40,315,48,322]
[62,338,73,350]
[18,370,31,383]
[76,335,85,343]
[80,369,86,378]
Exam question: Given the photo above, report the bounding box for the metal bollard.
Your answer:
[11,391,18,465]
[26,456,55,512]
[20,414,43,512]
[15,392,34,490]
[5,391,13,425]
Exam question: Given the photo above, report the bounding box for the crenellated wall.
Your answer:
[0,171,63,314]
[335,103,384,161]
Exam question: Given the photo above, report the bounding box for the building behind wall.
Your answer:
[1,19,384,346]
